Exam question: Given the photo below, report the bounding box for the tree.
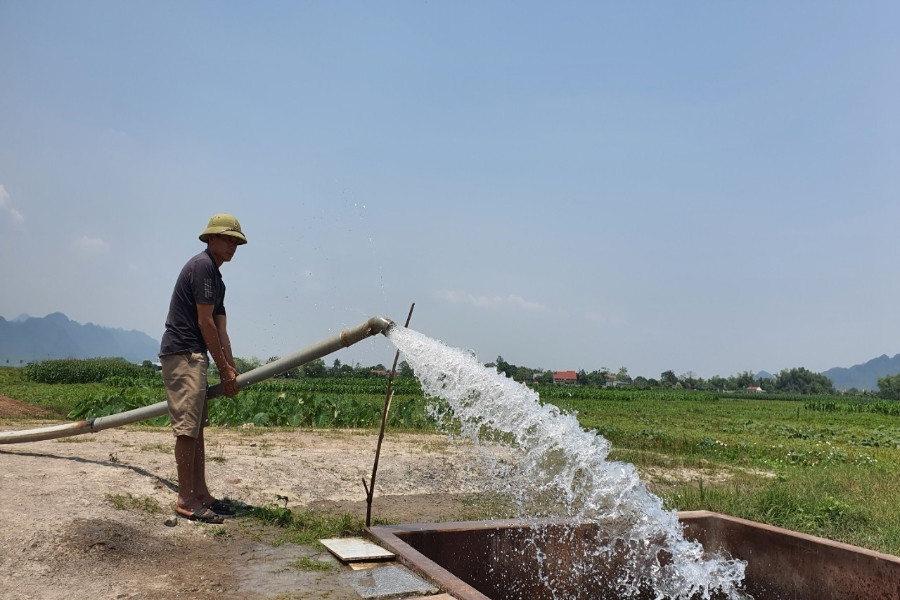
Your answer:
[708,375,728,392]
[877,373,900,400]
[678,372,701,390]
[233,356,261,374]
[514,366,535,383]
[732,371,756,390]
[598,368,613,386]
[494,356,513,378]
[398,361,414,378]
[340,363,355,377]
[773,367,835,395]
[660,370,679,388]
[302,358,327,378]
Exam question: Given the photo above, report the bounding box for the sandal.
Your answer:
[180,507,224,524]
[207,498,237,516]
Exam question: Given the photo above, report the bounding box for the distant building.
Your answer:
[606,375,633,388]
[553,370,578,385]
[747,386,765,392]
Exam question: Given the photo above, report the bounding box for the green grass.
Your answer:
[291,557,336,572]
[566,394,900,555]
[249,504,372,546]
[104,492,164,514]
[560,394,898,469]
[4,366,900,555]
[654,462,900,553]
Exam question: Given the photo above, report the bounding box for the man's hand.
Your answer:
[220,363,240,397]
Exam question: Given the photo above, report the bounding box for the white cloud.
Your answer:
[435,290,546,311]
[0,184,25,226]
[72,235,110,257]
[8,208,24,224]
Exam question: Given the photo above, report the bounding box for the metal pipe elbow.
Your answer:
[369,316,394,336]
[339,316,394,348]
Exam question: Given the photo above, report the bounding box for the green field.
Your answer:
[551,390,900,555]
[2,363,899,556]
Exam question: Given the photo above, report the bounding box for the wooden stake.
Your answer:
[365,302,415,526]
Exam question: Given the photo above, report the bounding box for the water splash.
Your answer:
[388,326,748,600]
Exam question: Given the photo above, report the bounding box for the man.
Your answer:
[159,213,247,523]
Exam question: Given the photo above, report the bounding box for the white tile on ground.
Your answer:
[320,537,396,562]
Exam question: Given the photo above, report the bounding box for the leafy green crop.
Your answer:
[66,387,169,425]
[24,359,160,385]
[210,389,436,429]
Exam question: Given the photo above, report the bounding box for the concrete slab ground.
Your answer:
[342,564,439,599]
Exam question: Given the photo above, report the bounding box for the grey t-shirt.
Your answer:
[159,249,226,356]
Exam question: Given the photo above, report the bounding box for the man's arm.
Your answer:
[197,303,239,397]
[214,313,236,366]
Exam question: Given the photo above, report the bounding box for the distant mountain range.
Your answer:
[752,360,900,391]
[0,313,160,365]
[822,355,900,392]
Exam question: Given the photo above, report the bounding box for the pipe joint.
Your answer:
[340,316,394,347]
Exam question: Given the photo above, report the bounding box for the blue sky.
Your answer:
[1,2,898,379]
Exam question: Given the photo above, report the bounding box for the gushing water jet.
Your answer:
[374,326,900,599]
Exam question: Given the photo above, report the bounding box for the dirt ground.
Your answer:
[0,396,495,600]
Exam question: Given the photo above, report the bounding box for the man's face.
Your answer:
[209,234,240,263]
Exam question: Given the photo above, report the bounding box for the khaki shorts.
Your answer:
[160,352,210,438]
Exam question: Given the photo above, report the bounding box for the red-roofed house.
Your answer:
[553,370,578,385]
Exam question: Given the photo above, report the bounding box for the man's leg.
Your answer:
[174,434,200,515]
[175,432,222,522]
[193,429,239,515]
[193,428,213,505]
[174,434,213,509]
[165,352,220,521]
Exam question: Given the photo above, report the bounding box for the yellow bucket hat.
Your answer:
[199,213,248,245]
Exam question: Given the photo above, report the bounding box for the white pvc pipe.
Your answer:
[0,316,394,444]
